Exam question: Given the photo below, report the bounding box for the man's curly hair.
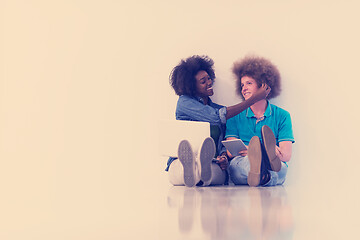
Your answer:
[232,55,281,100]
[170,55,215,96]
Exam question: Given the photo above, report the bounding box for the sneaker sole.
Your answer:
[199,137,216,186]
[178,140,196,187]
[247,136,262,187]
[261,125,281,172]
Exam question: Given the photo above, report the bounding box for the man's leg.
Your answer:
[262,162,288,187]
[228,155,250,185]
[247,136,263,187]
[261,125,281,172]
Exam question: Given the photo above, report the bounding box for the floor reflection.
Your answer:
[166,186,294,240]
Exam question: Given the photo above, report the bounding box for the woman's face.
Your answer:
[195,70,214,97]
[241,76,260,100]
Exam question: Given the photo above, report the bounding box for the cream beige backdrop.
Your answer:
[1,0,360,239]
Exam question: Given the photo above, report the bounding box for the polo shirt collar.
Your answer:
[246,100,272,118]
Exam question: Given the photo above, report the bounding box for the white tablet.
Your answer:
[221,139,247,156]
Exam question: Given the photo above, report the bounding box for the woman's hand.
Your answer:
[216,154,229,170]
[254,83,271,100]
[226,84,271,120]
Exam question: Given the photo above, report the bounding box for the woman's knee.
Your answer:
[210,163,226,185]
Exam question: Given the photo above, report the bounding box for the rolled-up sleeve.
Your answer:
[218,107,227,124]
[176,96,226,125]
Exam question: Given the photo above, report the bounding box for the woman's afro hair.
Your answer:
[169,55,215,96]
[232,55,281,100]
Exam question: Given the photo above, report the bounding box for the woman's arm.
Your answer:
[276,141,292,162]
[177,84,270,124]
[216,153,229,170]
[176,96,225,124]
[225,84,270,120]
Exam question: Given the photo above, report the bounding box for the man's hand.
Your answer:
[239,149,248,157]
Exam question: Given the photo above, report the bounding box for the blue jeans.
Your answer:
[229,156,288,186]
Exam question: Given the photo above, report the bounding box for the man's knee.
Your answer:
[229,164,247,185]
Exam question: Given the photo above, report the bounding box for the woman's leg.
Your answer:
[168,137,216,187]
[169,160,227,186]
[197,137,216,186]
[168,159,201,186]
[208,163,226,185]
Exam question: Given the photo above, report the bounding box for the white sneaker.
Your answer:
[198,137,216,186]
[178,140,196,187]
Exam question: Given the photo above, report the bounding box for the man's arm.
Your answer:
[276,141,292,162]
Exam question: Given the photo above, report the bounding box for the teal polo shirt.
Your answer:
[225,102,295,146]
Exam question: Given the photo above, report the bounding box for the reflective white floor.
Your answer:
[154,173,360,240]
[160,185,294,240]
[1,160,359,240]
[1,150,360,240]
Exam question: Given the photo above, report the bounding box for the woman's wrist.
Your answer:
[220,152,228,159]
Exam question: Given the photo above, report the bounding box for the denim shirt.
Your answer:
[176,95,227,125]
[165,95,227,171]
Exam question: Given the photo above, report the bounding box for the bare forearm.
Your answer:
[226,96,258,119]
[276,141,292,162]
[225,83,269,120]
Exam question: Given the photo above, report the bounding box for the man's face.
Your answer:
[241,76,260,100]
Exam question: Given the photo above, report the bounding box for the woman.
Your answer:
[225,55,295,187]
[166,55,270,187]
